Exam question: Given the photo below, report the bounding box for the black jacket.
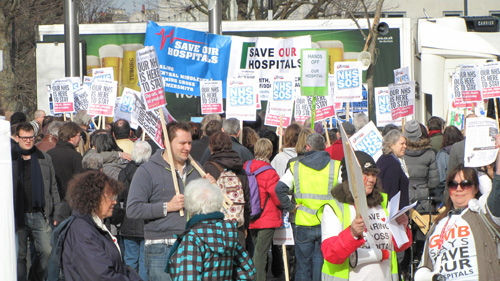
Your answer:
[62,210,142,281]
[117,161,144,237]
[47,142,83,223]
[190,135,209,162]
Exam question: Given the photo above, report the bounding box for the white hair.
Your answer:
[132,141,152,164]
[184,179,224,215]
[353,112,369,132]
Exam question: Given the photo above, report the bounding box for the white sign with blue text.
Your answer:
[349,121,383,161]
[333,61,363,102]
[226,77,257,121]
[114,88,139,129]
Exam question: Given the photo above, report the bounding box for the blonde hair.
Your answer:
[254,138,273,160]
[295,128,315,155]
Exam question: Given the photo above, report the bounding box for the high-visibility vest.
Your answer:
[289,159,341,226]
[320,193,399,281]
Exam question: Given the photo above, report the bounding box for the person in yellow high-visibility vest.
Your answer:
[275,133,341,281]
[320,151,412,281]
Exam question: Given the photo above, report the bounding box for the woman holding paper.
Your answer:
[376,129,410,210]
[414,137,500,281]
[320,151,412,281]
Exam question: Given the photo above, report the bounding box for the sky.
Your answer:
[114,0,158,14]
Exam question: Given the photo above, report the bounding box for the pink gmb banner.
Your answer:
[265,113,291,128]
[54,103,74,113]
[462,90,481,102]
[89,103,114,116]
[391,105,414,120]
[202,104,223,114]
[144,88,166,110]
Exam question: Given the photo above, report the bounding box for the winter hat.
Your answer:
[340,122,356,136]
[341,151,379,182]
[404,120,422,141]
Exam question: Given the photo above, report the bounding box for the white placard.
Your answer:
[114,88,139,129]
[92,67,114,81]
[333,61,363,102]
[136,46,166,111]
[394,66,410,84]
[301,49,328,88]
[374,87,402,127]
[88,79,117,117]
[460,64,482,102]
[200,80,224,114]
[480,62,500,99]
[265,74,295,127]
[73,85,90,112]
[51,79,75,113]
[388,81,415,120]
[226,77,257,122]
[349,121,383,162]
[464,117,499,167]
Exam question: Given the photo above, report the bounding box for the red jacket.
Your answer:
[325,140,344,161]
[245,160,283,229]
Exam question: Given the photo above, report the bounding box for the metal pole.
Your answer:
[208,0,222,35]
[64,0,80,77]
[464,0,468,16]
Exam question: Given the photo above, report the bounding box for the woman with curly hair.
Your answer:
[62,170,142,280]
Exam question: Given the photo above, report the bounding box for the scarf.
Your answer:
[428,130,442,137]
[92,214,121,254]
[165,211,225,273]
[15,144,45,229]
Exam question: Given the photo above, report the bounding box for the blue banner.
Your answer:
[144,21,232,97]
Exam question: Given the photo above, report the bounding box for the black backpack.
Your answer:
[47,216,75,281]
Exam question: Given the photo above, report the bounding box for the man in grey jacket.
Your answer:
[127,121,210,281]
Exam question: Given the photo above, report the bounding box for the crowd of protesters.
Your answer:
[6,107,500,281]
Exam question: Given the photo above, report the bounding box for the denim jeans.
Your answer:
[294,225,323,281]
[145,243,172,281]
[123,237,147,281]
[17,212,52,281]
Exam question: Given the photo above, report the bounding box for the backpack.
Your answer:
[47,215,75,281]
[208,161,245,227]
[244,160,273,220]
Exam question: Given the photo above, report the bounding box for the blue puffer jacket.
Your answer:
[62,210,142,281]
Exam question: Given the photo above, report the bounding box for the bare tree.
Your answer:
[0,0,64,114]
[79,0,119,23]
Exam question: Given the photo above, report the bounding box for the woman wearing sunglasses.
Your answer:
[415,134,500,281]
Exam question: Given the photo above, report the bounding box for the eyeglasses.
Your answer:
[104,194,118,201]
[18,135,35,142]
[448,180,474,191]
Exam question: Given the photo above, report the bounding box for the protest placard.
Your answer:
[315,95,335,122]
[375,87,402,127]
[200,80,223,114]
[88,79,117,116]
[349,121,383,161]
[136,46,166,110]
[265,75,294,127]
[273,210,294,246]
[73,85,90,112]
[236,70,261,109]
[460,65,482,102]
[450,72,476,109]
[333,61,363,102]
[226,77,257,121]
[464,117,498,167]
[132,93,175,148]
[92,67,114,81]
[114,88,139,128]
[294,96,312,124]
[480,62,500,99]
[389,81,415,120]
[394,66,410,84]
[51,79,75,113]
[300,49,328,96]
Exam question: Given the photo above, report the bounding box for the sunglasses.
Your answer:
[448,180,474,191]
